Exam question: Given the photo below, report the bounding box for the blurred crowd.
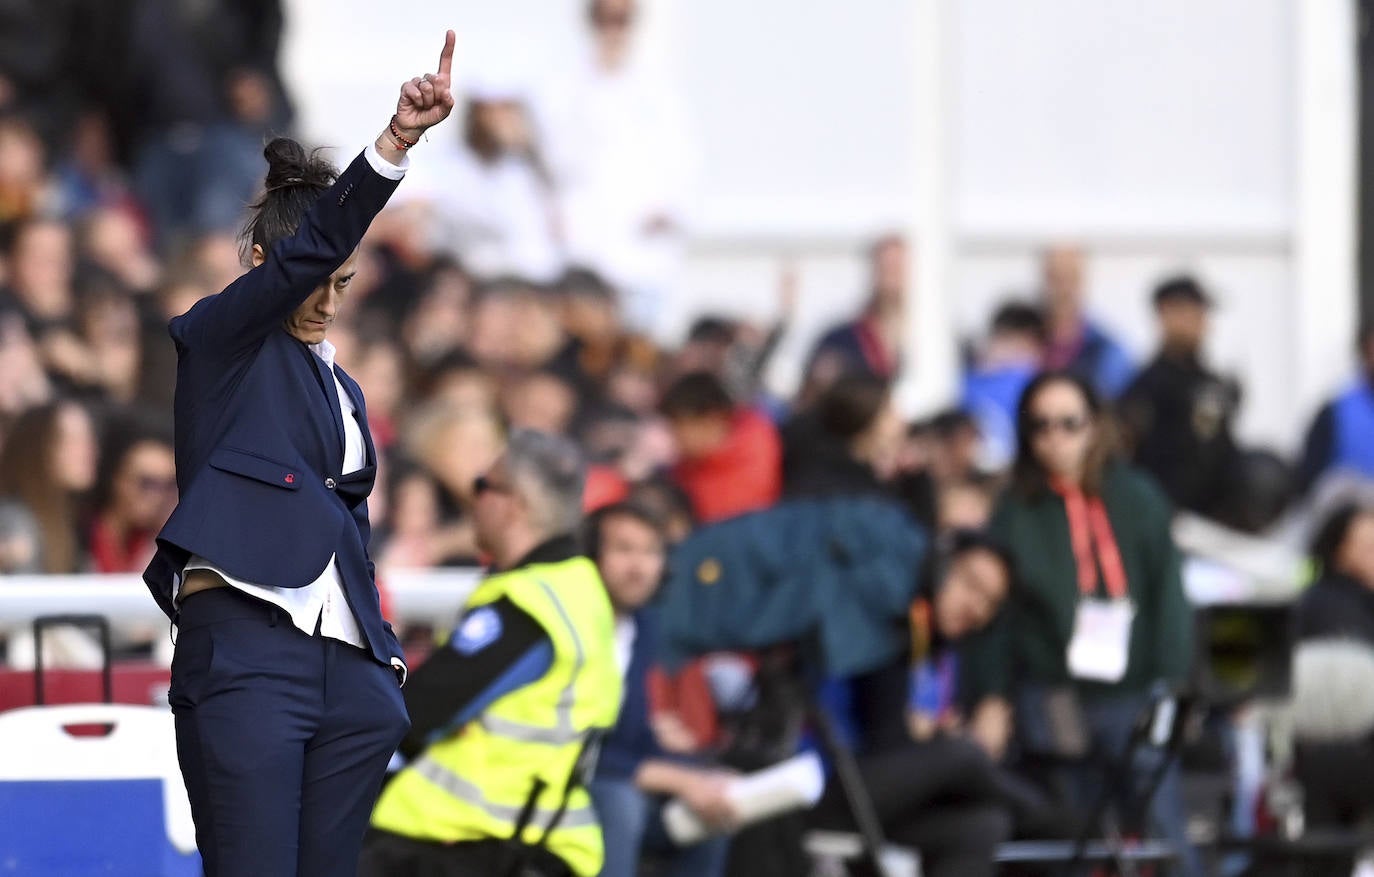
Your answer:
[9,0,1374,875]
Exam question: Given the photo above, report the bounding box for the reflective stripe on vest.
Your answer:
[479,578,586,746]
[411,755,598,831]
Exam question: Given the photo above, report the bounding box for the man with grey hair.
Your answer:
[364,430,624,877]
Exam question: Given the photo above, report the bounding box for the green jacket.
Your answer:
[962,463,1194,703]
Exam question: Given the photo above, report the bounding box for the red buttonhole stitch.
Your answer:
[284,474,295,484]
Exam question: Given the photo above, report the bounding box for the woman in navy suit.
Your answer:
[144,31,456,877]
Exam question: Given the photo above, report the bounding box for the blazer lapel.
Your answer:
[297,341,346,467]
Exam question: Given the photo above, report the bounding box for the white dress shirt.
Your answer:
[178,141,409,653]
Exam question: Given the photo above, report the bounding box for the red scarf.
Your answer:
[1051,478,1129,599]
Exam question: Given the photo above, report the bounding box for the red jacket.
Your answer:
[672,409,781,524]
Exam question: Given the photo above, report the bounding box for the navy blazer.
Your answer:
[145,149,404,667]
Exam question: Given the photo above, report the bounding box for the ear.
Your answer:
[251,244,266,268]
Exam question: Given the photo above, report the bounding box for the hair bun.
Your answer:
[262,137,336,190]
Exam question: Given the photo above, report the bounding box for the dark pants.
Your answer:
[170,587,410,876]
[358,829,574,877]
[588,776,731,877]
[1065,695,1203,877]
[1295,740,1374,877]
[810,736,1012,877]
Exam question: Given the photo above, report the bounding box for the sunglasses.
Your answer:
[473,475,512,496]
[133,475,178,494]
[1029,414,1090,437]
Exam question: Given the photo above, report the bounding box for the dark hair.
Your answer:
[926,408,979,441]
[0,400,93,573]
[816,373,891,441]
[627,477,697,536]
[1011,370,1117,496]
[924,528,1018,609]
[560,267,616,301]
[581,500,666,561]
[91,412,173,514]
[946,528,1016,580]
[1310,502,1374,576]
[685,316,736,347]
[659,371,734,419]
[989,301,1047,345]
[240,138,337,264]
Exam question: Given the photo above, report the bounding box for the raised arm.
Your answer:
[173,31,457,355]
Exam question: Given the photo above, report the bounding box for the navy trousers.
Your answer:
[169,587,410,876]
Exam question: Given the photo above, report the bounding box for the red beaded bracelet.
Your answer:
[388,115,418,150]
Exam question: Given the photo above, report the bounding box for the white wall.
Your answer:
[281,0,1355,451]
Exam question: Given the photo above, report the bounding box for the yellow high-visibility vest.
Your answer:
[371,555,623,876]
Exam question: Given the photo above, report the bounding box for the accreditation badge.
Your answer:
[1066,598,1135,683]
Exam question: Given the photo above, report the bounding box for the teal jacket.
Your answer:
[961,463,1193,703]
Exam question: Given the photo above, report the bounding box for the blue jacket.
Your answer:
[143,149,403,667]
[659,498,927,677]
[596,609,669,782]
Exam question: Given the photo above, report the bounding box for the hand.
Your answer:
[394,30,457,138]
[680,771,738,831]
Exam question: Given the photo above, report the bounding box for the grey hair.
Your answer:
[505,429,588,538]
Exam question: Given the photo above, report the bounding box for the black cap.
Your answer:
[1153,274,1213,309]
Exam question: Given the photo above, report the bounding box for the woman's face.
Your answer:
[52,404,97,492]
[1027,380,1095,482]
[934,548,1010,640]
[1337,512,1374,588]
[112,441,177,529]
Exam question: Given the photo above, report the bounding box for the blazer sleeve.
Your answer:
[171,149,402,355]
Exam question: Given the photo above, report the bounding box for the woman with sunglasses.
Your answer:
[961,370,1201,876]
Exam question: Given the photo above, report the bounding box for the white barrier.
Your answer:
[0,568,483,631]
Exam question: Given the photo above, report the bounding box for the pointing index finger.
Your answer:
[437,30,455,78]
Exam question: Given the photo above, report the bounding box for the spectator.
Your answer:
[0,307,52,420]
[1292,502,1374,877]
[961,300,1046,471]
[87,417,176,574]
[807,531,1024,877]
[349,329,407,456]
[556,268,623,388]
[803,234,907,401]
[397,72,563,283]
[782,373,905,501]
[467,278,566,373]
[627,476,697,546]
[542,0,697,338]
[1039,244,1135,399]
[76,268,144,404]
[1,215,101,393]
[398,259,473,368]
[376,460,445,571]
[660,371,781,524]
[414,349,499,413]
[0,400,98,573]
[585,502,734,877]
[962,371,1200,875]
[0,113,51,228]
[1299,320,1374,496]
[76,205,161,295]
[1119,275,1243,518]
[401,403,506,565]
[503,369,580,436]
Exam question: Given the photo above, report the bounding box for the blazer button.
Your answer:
[325,477,337,489]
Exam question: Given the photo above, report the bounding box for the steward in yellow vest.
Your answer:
[362,432,623,877]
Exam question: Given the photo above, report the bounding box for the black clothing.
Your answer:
[359,830,573,877]
[1119,349,1241,516]
[1295,574,1374,644]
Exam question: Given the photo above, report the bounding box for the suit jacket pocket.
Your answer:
[209,447,303,490]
